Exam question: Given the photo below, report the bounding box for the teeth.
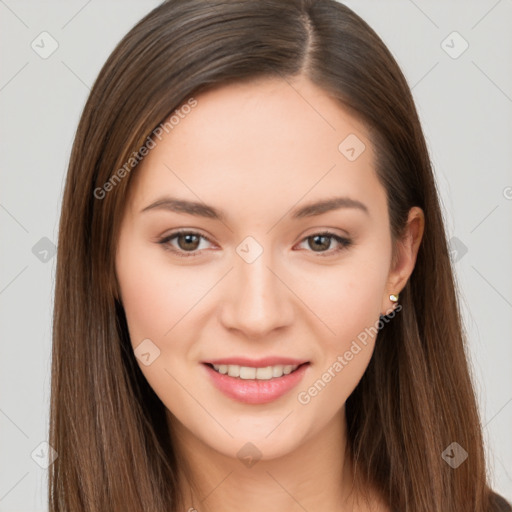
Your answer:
[212,363,300,379]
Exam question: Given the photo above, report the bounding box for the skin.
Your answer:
[115,75,424,512]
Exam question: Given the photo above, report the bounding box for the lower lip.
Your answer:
[202,363,310,404]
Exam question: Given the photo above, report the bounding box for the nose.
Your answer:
[218,247,294,339]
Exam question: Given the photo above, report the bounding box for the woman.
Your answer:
[49,1,512,511]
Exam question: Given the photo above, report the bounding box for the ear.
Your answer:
[381,206,424,315]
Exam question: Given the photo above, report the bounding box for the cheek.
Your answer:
[298,257,388,344]
[115,243,211,412]
[115,240,206,347]
[293,253,389,404]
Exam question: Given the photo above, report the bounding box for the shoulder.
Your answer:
[489,491,512,512]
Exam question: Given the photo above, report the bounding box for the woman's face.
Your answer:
[115,76,414,461]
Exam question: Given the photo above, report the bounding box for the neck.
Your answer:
[167,406,374,512]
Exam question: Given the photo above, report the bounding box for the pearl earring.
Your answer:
[389,293,399,302]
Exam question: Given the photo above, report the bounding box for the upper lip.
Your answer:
[203,357,309,368]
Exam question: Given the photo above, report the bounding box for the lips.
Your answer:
[202,359,311,404]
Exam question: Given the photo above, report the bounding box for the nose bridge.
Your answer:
[219,236,293,337]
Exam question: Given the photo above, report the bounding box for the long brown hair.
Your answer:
[49,1,511,510]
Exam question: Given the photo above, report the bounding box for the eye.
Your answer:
[158,229,352,258]
[296,231,352,256]
[158,230,214,257]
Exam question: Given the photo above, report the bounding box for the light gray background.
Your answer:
[0,1,511,510]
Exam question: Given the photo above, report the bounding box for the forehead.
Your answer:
[126,76,384,220]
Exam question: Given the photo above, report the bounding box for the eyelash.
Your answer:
[157,229,352,258]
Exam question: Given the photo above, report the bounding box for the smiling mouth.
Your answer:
[204,362,309,380]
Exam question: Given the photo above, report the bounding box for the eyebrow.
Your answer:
[140,195,369,220]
